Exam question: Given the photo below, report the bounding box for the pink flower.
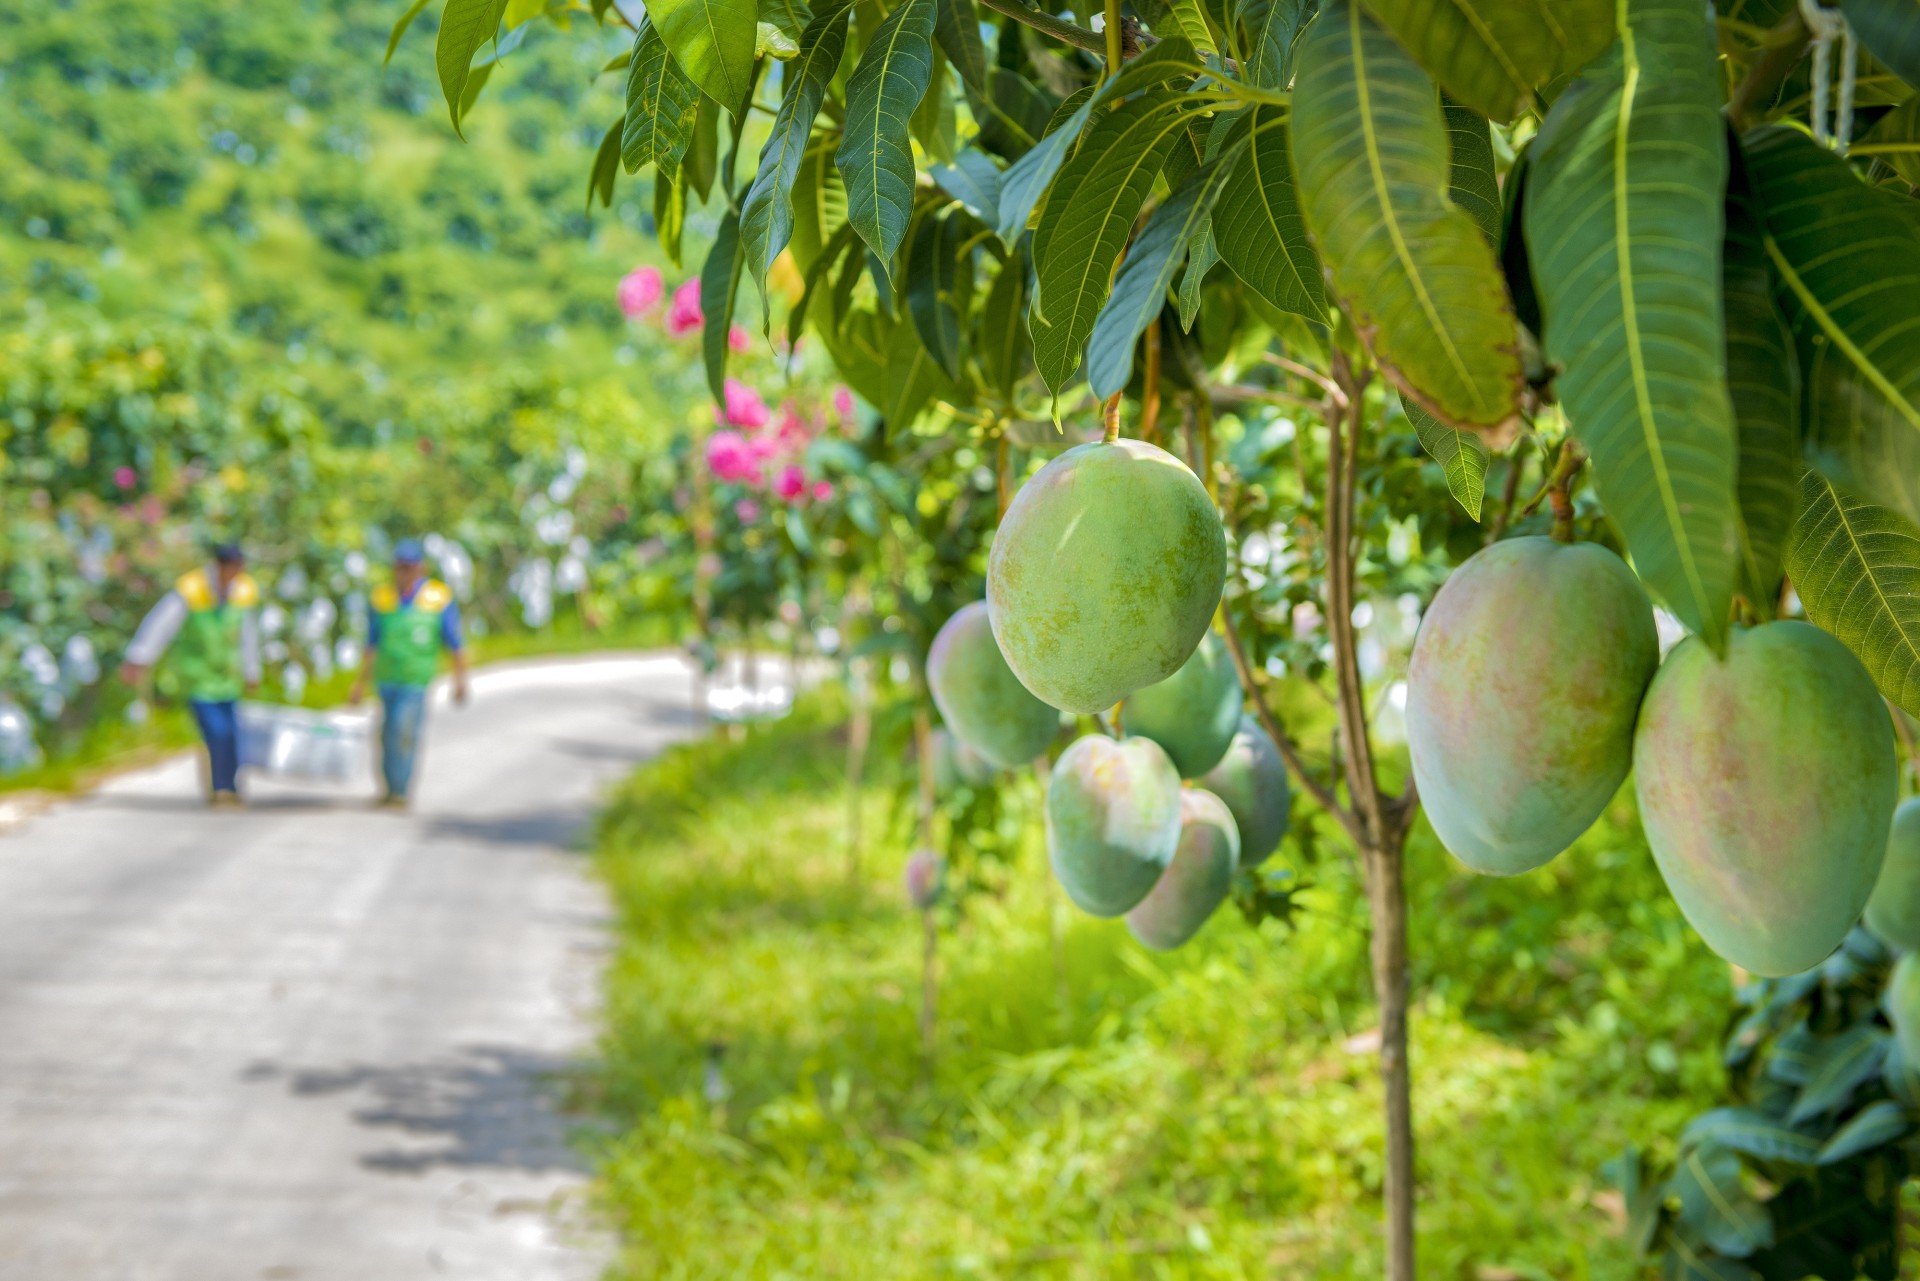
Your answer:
[665,279,703,336]
[706,431,761,484]
[832,386,855,421]
[112,466,138,490]
[774,464,806,502]
[718,378,771,430]
[618,266,664,318]
[775,404,810,450]
[734,498,762,523]
[811,481,833,502]
[748,433,780,462]
[728,325,752,352]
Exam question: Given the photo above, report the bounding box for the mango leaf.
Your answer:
[978,254,1031,400]
[435,0,509,137]
[386,0,434,64]
[1787,1025,1889,1124]
[1815,1099,1909,1165]
[739,1,852,319]
[973,68,1057,160]
[1443,96,1500,244]
[684,96,720,201]
[1745,127,1920,527]
[1087,149,1241,397]
[1403,394,1488,520]
[655,167,687,266]
[1237,0,1310,89]
[1030,90,1199,395]
[1786,471,1920,718]
[911,55,958,165]
[701,208,745,404]
[1840,0,1920,89]
[1724,141,1801,612]
[755,20,800,57]
[1499,140,1541,337]
[1858,97,1920,187]
[929,150,1001,225]
[1359,0,1615,123]
[934,0,987,92]
[1293,0,1523,441]
[1178,222,1220,331]
[836,0,939,276]
[1526,0,1738,646]
[789,136,847,273]
[829,309,954,427]
[1214,106,1325,321]
[646,0,759,112]
[1167,0,1221,57]
[1603,1146,1663,1257]
[1666,1142,1774,1258]
[623,21,703,175]
[760,0,813,43]
[586,118,622,212]
[906,208,967,380]
[1680,1108,1822,1164]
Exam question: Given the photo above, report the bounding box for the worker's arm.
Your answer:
[119,591,187,684]
[347,610,381,706]
[442,601,470,705]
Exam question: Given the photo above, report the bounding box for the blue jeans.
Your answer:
[189,699,240,795]
[378,684,429,799]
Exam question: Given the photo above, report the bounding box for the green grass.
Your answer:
[586,691,1734,1279]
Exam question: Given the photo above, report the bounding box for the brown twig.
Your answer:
[1263,352,1347,403]
[1519,437,1588,543]
[1484,442,1527,544]
[972,0,1114,58]
[1140,321,1163,443]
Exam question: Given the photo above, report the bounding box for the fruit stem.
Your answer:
[1101,391,1122,443]
[1521,438,1587,543]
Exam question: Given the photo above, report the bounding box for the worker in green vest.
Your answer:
[348,539,469,808]
[120,543,262,806]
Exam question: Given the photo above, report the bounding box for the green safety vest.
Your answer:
[371,578,454,688]
[169,567,259,702]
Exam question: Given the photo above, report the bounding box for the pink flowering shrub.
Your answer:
[706,431,761,484]
[728,325,752,352]
[112,466,138,491]
[719,379,771,429]
[665,279,703,336]
[773,464,806,502]
[618,266,664,318]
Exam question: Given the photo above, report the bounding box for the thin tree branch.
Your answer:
[1263,352,1346,402]
[972,0,1110,58]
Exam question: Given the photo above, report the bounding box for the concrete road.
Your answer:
[0,654,707,1281]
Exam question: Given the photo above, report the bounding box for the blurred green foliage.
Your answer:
[586,690,1739,1279]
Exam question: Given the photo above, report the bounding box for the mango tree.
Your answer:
[399,0,1920,1273]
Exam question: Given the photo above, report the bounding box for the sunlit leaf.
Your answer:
[647,0,760,112]
[1745,126,1920,527]
[739,1,852,319]
[1786,471,1920,718]
[906,208,967,380]
[701,208,745,404]
[1443,96,1500,244]
[1167,0,1221,58]
[934,0,988,92]
[1088,148,1241,397]
[1214,106,1324,321]
[587,118,622,212]
[623,21,703,175]
[1858,97,1920,187]
[836,0,939,275]
[386,0,434,64]
[789,135,848,273]
[1360,0,1615,122]
[1293,0,1522,439]
[436,0,508,137]
[1238,0,1310,89]
[1527,0,1738,646]
[1403,394,1487,520]
[929,150,1002,225]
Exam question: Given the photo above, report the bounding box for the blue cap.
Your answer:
[393,538,426,566]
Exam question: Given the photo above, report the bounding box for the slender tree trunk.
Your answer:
[920,906,939,1069]
[845,657,871,882]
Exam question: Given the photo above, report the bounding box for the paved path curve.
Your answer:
[0,654,704,1281]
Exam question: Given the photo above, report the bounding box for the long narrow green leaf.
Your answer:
[1443,96,1500,244]
[1724,144,1801,613]
[1293,0,1522,440]
[1839,0,1920,89]
[906,209,966,380]
[1360,0,1615,122]
[739,1,852,317]
[1403,394,1488,520]
[623,21,703,175]
[655,168,687,266]
[1816,1099,1909,1165]
[1680,1107,1822,1164]
[1859,97,1920,186]
[1237,0,1310,89]
[1786,472,1920,718]
[978,252,1031,400]
[1745,126,1920,527]
[1527,0,1738,646]
[934,0,988,92]
[789,136,847,273]
[386,0,434,64]
[1787,1025,1890,1124]
[587,118,622,212]
[1214,106,1325,321]
[1030,90,1198,395]
[647,0,760,112]
[760,0,814,43]
[701,208,745,404]
[929,150,1002,225]
[1666,1142,1774,1258]
[435,0,509,137]
[1167,0,1221,57]
[1088,149,1241,397]
[836,0,939,276]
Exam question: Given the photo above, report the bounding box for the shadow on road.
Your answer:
[86,794,361,815]
[424,808,588,849]
[243,1046,594,1175]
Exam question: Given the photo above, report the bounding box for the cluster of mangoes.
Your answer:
[922,440,1291,949]
[1407,535,1910,980]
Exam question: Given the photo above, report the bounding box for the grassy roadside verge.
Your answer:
[583,688,1735,1279]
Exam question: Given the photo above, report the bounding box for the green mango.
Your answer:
[1408,536,1658,875]
[1637,621,1897,977]
[1045,734,1182,917]
[1864,799,1920,950]
[928,601,1061,769]
[1121,632,1243,777]
[1126,788,1240,951]
[931,726,999,793]
[1199,715,1291,865]
[1888,954,1920,1066]
[987,440,1225,714]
